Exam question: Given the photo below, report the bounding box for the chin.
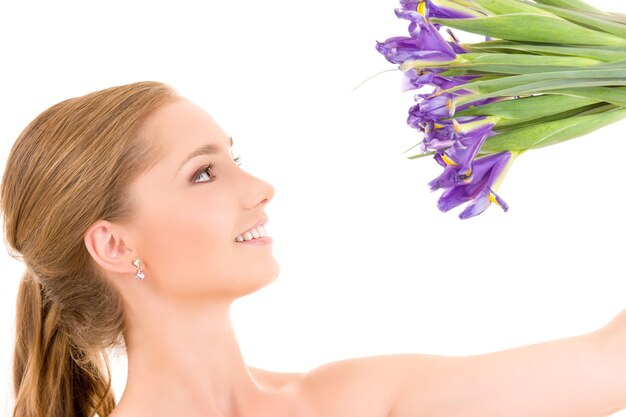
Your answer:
[250,262,280,292]
[230,259,280,298]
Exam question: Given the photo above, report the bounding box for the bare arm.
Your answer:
[300,310,626,417]
[389,311,626,417]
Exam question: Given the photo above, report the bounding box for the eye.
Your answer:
[191,162,216,184]
[190,155,243,184]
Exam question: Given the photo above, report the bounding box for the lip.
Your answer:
[235,215,268,239]
[236,236,273,245]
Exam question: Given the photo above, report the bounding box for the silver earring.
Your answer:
[132,258,145,280]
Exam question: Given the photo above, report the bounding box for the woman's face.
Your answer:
[125,98,279,301]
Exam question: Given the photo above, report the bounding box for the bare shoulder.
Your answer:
[247,365,305,389]
[249,354,408,389]
[257,355,420,417]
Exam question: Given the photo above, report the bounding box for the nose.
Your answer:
[242,170,275,209]
[256,178,275,207]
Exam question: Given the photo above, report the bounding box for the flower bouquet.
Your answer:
[376,0,626,219]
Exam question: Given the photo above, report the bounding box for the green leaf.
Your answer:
[592,11,626,25]
[440,68,511,78]
[458,53,602,66]
[493,103,610,129]
[464,41,626,61]
[455,94,599,120]
[434,53,603,75]
[531,3,626,38]
[468,39,626,52]
[546,86,626,107]
[426,0,491,17]
[590,57,626,68]
[430,14,626,46]
[464,39,516,48]
[479,107,626,152]
[441,64,595,75]
[471,0,556,16]
[452,67,626,96]
[567,102,619,116]
[460,78,626,106]
[531,0,601,13]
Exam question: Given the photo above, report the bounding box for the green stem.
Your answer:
[351,68,401,92]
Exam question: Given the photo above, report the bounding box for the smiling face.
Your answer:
[125,98,279,302]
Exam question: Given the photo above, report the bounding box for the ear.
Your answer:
[83,219,137,275]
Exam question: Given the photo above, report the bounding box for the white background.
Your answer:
[1,0,626,415]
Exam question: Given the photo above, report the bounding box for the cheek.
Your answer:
[135,192,235,292]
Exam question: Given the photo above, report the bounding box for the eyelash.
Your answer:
[191,155,242,184]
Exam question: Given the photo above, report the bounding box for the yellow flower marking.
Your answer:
[447,97,456,115]
[441,154,457,166]
[418,1,426,16]
[452,119,461,133]
[489,192,501,207]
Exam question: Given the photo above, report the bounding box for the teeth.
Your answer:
[235,225,268,242]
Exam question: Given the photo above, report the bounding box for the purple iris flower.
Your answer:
[446,29,468,54]
[421,0,486,20]
[401,68,477,91]
[399,0,418,11]
[408,91,457,125]
[427,121,496,185]
[430,151,512,219]
[401,69,442,91]
[420,121,456,150]
[376,36,457,66]
[448,41,467,54]
[376,0,511,219]
[395,8,430,39]
[394,9,457,56]
[375,9,457,66]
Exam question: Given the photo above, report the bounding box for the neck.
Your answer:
[117,296,263,417]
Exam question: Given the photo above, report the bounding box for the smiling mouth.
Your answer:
[235,225,269,242]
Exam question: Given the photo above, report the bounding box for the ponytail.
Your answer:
[12,270,116,417]
[1,81,181,417]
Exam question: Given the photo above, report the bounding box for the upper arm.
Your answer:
[390,329,625,417]
[299,355,417,417]
[298,327,625,417]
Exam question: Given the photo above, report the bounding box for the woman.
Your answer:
[3,80,626,417]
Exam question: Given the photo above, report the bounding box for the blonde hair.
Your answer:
[1,81,181,417]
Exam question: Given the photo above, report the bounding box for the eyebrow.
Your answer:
[178,136,234,172]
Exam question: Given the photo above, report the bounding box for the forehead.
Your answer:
[143,98,231,158]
